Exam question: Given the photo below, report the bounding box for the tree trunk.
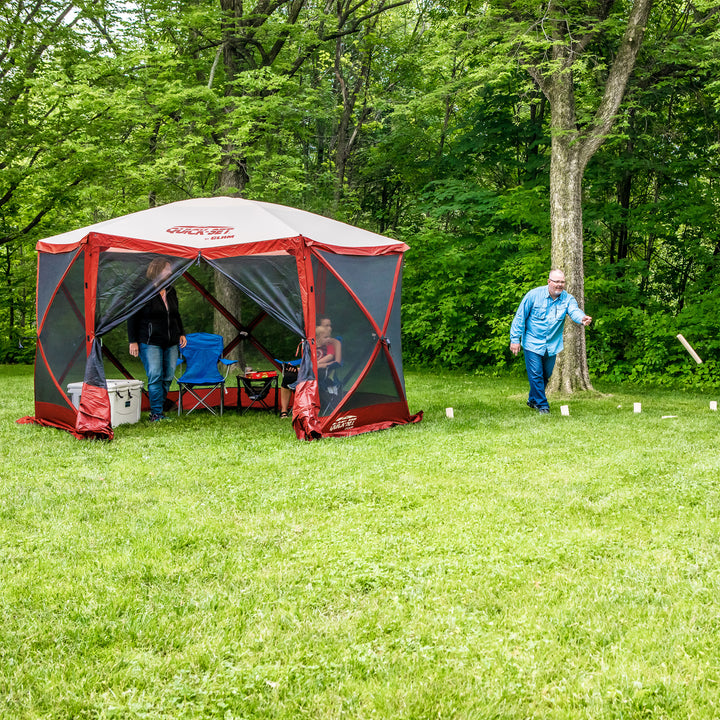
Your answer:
[212,0,248,365]
[213,270,244,365]
[3,245,14,331]
[212,156,246,365]
[547,133,594,393]
[616,162,632,262]
[212,155,245,362]
[542,65,594,394]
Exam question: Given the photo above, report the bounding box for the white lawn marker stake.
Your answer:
[560,405,570,416]
[711,401,717,411]
[677,334,703,364]
[634,402,642,413]
[446,407,454,419]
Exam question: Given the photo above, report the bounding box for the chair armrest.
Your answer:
[219,357,237,381]
[275,358,301,367]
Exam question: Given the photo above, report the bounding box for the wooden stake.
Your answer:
[677,334,703,364]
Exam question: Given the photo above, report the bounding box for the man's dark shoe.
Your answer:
[527,401,538,409]
[537,407,550,415]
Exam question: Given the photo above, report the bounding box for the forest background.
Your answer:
[1,0,719,388]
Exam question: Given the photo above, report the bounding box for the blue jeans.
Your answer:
[139,343,179,416]
[524,349,556,410]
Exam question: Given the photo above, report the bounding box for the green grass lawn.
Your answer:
[2,364,720,719]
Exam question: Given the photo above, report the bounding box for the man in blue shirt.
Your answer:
[510,270,592,414]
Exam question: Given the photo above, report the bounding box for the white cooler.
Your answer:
[66,379,145,426]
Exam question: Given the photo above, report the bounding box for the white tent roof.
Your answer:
[39,197,403,251]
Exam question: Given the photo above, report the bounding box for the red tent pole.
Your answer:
[83,239,99,357]
[290,238,323,438]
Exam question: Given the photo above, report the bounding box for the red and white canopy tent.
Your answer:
[21,197,422,440]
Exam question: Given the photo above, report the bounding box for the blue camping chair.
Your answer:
[176,333,237,416]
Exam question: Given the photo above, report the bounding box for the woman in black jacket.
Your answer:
[128,258,186,421]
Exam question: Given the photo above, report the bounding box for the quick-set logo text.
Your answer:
[167,226,234,236]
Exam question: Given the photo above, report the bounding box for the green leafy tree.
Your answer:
[471,0,653,391]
